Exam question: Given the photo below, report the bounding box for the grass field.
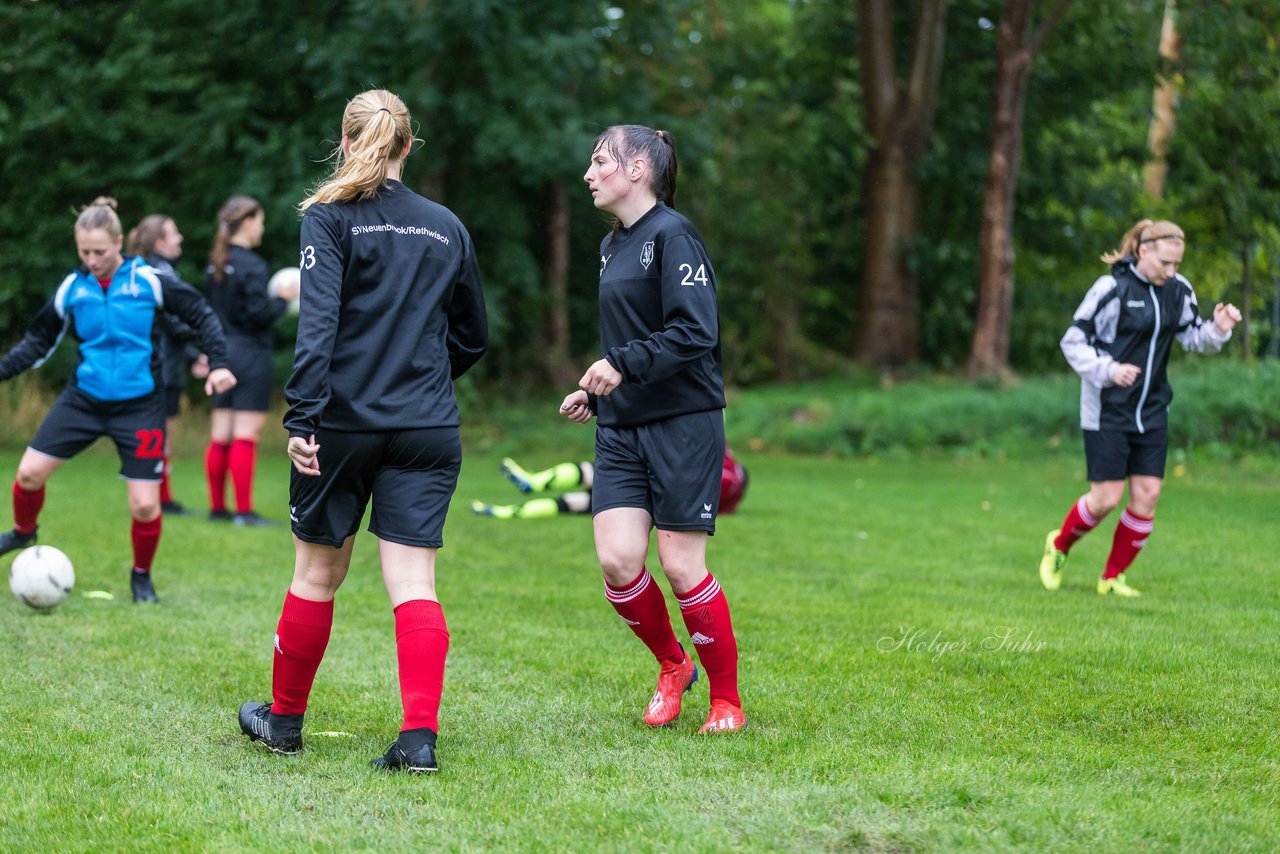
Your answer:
[0,445,1276,852]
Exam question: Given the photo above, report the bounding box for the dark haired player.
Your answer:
[560,124,745,734]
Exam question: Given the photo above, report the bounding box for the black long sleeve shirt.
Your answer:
[205,245,287,349]
[595,202,725,428]
[283,180,488,437]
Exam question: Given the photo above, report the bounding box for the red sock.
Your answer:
[1054,494,1100,553]
[677,573,740,708]
[160,449,173,505]
[604,568,684,664]
[229,438,257,514]
[12,481,44,534]
[1103,509,1154,579]
[271,592,334,715]
[131,515,162,572]
[395,599,449,733]
[205,441,230,512]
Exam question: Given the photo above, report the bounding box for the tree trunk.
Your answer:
[853,0,946,368]
[856,142,920,365]
[541,180,576,386]
[967,0,1072,381]
[1143,0,1180,199]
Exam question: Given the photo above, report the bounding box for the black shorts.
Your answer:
[1083,427,1168,482]
[212,340,274,411]
[592,409,724,534]
[164,386,183,418]
[30,387,166,481]
[289,426,462,548]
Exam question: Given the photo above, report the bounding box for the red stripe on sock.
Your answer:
[271,592,334,715]
[131,515,162,572]
[605,569,683,664]
[395,599,449,733]
[677,573,740,707]
[229,438,258,514]
[205,441,230,512]
[12,481,44,535]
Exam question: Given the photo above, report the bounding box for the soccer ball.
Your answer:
[9,545,75,610]
[268,266,301,315]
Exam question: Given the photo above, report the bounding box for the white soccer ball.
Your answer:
[268,266,301,315]
[9,545,75,610]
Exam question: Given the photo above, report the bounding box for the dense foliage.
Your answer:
[0,0,1275,387]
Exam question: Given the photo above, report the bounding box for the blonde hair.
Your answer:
[299,89,416,211]
[75,196,122,239]
[1102,219,1185,264]
[208,195,262,283]
[127,214,172,257]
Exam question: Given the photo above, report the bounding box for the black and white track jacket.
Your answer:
[1061,258,1230,433]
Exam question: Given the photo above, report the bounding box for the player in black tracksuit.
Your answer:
[127,214,203,515]
[1038,219,1240,597]
[238,89,487,774]
[560,124,745,735]
[203,196,296,526]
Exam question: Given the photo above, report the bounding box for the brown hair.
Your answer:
[1101,219,1185,264]
[299,89,416,211]
[208,196,262,283]
[126,214,172,257]
[75,196,122,239]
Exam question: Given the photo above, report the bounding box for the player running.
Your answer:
[1039,219,1240,597]
[0,197,235,602]
[560,125,745,734]
[237,89,487,774]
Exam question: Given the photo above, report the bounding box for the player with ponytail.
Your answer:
[560,124,746,734]
[238,89,487,774]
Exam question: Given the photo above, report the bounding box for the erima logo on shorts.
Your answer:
[701,502,713,520]
[1126,300,1146,308]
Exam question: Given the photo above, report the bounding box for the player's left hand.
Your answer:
[204,367,237,395]
[579,359,622,396]
[1214,302,1242,333]
[560,389,594,424]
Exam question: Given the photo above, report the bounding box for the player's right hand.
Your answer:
[1109,362,1142,388]
[288,434,321,476]
[559,390,594,424]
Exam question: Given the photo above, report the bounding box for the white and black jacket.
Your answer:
[284,180,487,437]
[1061,259,1230,433]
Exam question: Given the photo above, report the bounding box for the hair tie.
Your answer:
[376,107,392,114]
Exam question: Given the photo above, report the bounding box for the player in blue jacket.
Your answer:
[0,197,235,602]
[560,125,745,734]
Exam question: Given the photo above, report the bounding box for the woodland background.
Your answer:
[1,0,1277,390]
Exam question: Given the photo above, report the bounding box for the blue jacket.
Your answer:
[0,256,229,402]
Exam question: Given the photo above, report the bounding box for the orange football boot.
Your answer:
[698,699,747,734]
[643,654,698,726]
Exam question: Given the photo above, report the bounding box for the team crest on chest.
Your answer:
[640,241,655,270]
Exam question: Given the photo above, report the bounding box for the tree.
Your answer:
[1142,0,1180,199]
[966,0,1072,381]
[854,0,947,368]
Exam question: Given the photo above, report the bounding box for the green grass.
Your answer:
[0,446,1277,852]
